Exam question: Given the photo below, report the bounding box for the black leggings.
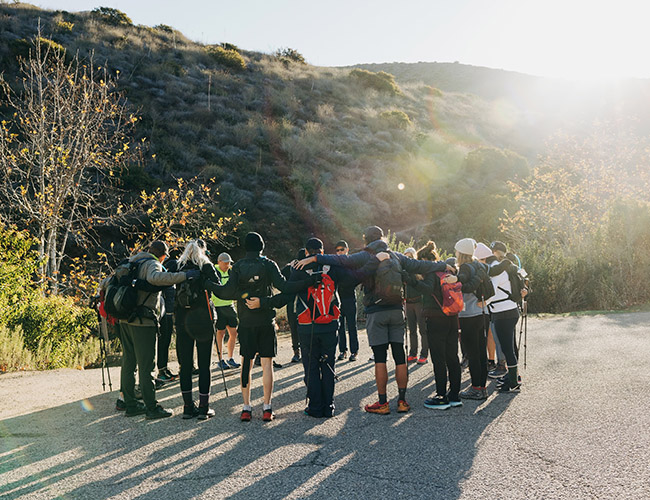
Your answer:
[426,314,461,400]
[371,342,406,365]
[175,312,212,398]
[459,315,488,387]
[493,316,519,367]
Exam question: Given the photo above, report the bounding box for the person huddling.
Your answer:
[403,247,428,364]
[212,252,241,370]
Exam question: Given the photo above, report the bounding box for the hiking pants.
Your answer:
[406,300,428,358]
[490,320,506,363]
[176,312,212,399]
[157,313,174,370]
[459,315,488,388]
[337,296,359,354]
[492,316,519,368]
[300,329,338,417]
[426,314,461,400]
[120,322,158,411]
[287,299,300,352]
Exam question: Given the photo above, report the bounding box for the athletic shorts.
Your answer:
[365,308,406,347]
[238,323,277,359]
[216,305,238,330]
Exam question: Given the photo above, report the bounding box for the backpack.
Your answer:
[103,256,157,321]
[494,265,528,306]
[368,251,404,306]
[297,266,340,325]
[433,271,464,316]
[176,264,204,309]
[469,261,495,302]
[235,256,271,298]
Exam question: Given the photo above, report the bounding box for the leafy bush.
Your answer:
[91,7,133,26]
[350,69,401,95]
[274,47,306,65]
[154,24,174,33]
[54,20,74,32]
[220,42,240,52]
[37,36,65,53]
[379,110,412,130]
[205,45,246,70]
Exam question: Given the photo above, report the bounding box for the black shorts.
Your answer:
[239,323,277,359]
[216,305,238,330]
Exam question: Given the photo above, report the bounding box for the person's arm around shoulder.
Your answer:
[145,258,187,287]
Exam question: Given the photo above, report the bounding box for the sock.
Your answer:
[243,404,252,412]
[378,393,387,404]
[398,388,407,401]
[508,365,519,386]
[263,403,272,411]
[182,391,193,406]
[199,393,209,407]
[488,359,495,364]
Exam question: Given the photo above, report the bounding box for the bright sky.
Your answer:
[34,0,649,80]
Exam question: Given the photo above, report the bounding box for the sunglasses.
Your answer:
[335,248,346,252]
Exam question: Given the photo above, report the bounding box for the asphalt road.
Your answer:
[1,312,649,499]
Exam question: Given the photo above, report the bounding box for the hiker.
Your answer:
[334,240,360,362]
[175,239,222,420]
[444,238,491,400]
[212,252,241,370]
[409,241,463,410]
[156,249,180,384]
[403,246,428,364]
[116,240,199,419]
[248,237,367,418]
[281,248,307,364]
[485,242,526,393]
[296,226,453,414]
[205,232,316,422]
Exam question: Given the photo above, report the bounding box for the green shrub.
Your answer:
[15,295,97,369]
[220,42,240,52]
[91,7,133,26]
[154,24,174,33]
[0,325,33,372]
[274,47,306,65]
[205,45,246,70]
[379,110,412,130]
[37,36,65,54]
[54,20,74,32]
[350,69,401,95]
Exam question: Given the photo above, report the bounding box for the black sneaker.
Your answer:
[349,353,358,361]
[291,353,301,363]
[115,399,126,411]
[145,405,173,420]
[423,395,450,410]
[155,378,165,390]
[487,360,497,371]
[182,402,199,419]
[498,379,521,393]
[197,406,215,421]
[337,351,348,361]
[489,364,508,379]
[125,401,147,417]
[273,360,283,368]
[192,366,200,375]
[134,385,142,400]
[157,367,177,382]
[227,358,241,368]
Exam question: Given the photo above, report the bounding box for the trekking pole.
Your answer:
[204,291,229,397]
[305,303,316,406]
[98,310,113,391]
[523,299,528,369]
[319,354,340,382]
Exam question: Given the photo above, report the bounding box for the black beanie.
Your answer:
[305,237,324,251]
[363,225,384,244]
[244,232,264,253]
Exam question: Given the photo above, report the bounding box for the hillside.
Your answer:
[1,3,647,265]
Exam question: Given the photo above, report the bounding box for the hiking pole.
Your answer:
[204,291,229,397]
[523,299,528,370]
[98,310,113,391]
[319,354,340,382]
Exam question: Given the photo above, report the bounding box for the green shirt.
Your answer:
[211,267,234,307]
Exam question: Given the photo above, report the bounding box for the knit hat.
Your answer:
[445,257,457,267]
[244,232,264,252]
[305,237,324,251]
[363,225,384,244]
[454,238,476,256]
[473,242,493,261]
[404,247,417,258]
[490,240,507,253]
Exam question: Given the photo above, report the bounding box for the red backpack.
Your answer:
[433,271,464,316]
[297,266,341,325]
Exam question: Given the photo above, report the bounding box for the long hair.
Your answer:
[416,241,440,261]
[456,252,474,266]
[177,239,211,269]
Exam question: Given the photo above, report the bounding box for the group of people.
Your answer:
[101,224,527,421]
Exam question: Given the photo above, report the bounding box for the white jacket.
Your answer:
[488,263,519,314]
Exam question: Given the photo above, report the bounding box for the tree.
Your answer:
[0,34,139,293]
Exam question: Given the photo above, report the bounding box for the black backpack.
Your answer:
[235,256,272,298]
[366,251,404,306]
[469,261,495,302]
[104,256,158,320]
[176,263,205,309]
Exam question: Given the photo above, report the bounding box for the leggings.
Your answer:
[492,315,519,367]
[459,315,488,387]
[175,312,212,399]
[426,314,461,400]
[371,342,406,365]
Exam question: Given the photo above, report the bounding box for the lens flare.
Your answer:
[397,183,405,190]
[80,399,94,412]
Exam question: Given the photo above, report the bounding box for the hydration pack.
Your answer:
[297,266,340,325]
[433,271,464,316]
[103,256,157,321]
